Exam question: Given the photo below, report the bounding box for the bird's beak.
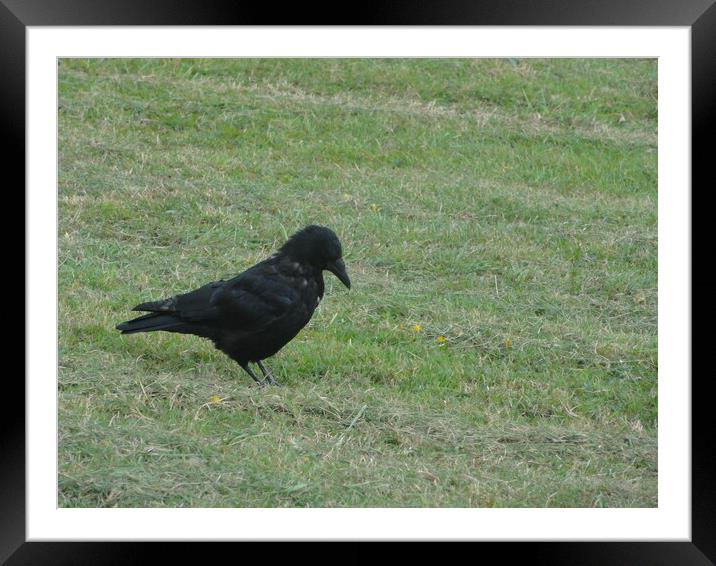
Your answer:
[326,258,351,289]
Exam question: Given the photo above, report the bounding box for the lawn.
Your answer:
[58,58,658,507]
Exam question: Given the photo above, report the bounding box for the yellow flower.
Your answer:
[209,395,222,404]
[411,324,422,333]
[369,203,380,212]
[503,337,513,348]
[399,323,405,330]
[436,335,446,344]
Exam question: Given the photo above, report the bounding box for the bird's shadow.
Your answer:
[117,337,332,387]
[119,335,225,372]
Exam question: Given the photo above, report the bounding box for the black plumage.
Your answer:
[116,225,351,386]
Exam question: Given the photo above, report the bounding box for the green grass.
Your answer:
[58,58,657,507]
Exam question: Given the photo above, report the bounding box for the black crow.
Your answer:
[116,225,350,386]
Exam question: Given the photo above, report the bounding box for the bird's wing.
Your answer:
[209,262,303,331]
[132,280,225,322]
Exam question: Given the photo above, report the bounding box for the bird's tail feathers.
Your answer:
[132,298,171,312]
[116,312,180,334]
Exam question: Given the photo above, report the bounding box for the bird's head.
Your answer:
[279,225,351,289]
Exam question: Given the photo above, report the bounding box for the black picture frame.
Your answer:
[8,1,713,563]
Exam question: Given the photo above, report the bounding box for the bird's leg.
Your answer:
[257,360,281,387]
[240,363,266,387]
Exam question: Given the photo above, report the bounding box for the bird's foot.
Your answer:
[256,360,281,386]
[260,376,282,387]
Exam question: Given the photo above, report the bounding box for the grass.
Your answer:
[58,58,657,508]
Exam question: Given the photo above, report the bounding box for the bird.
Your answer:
[116,225,351,386]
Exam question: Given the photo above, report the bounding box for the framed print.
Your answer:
[10,0,713,563]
